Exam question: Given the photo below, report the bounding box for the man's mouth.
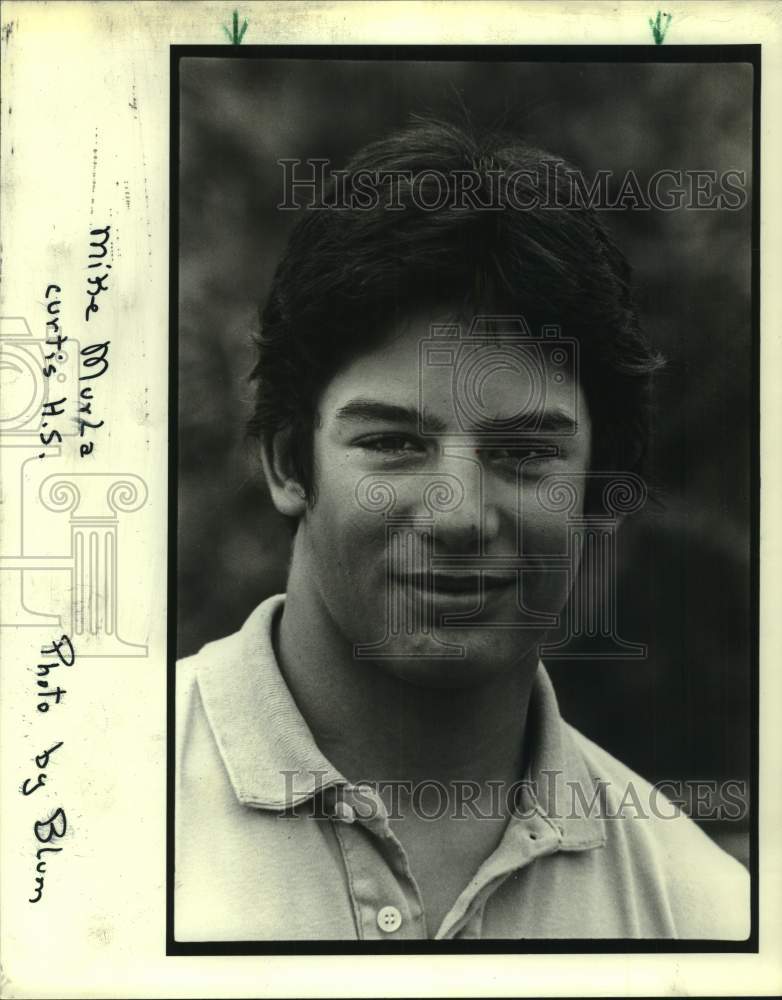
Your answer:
[393,572,515,598]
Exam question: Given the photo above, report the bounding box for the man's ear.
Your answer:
[260,429,308,518]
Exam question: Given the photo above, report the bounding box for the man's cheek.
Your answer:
[520,508,573,555]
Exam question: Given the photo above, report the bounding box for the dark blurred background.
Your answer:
[177,57,754,863]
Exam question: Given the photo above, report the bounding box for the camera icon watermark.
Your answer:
[418,314,579,440]
[0,315,148,656]
[352,314,647,662]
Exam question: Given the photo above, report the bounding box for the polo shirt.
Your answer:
[175,595,750,941]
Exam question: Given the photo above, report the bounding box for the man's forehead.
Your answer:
[322,308,585,434]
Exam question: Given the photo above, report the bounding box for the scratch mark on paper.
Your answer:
[90,129,99,216]
[88,922,114,946]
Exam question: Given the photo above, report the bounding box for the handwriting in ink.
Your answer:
[26,641,73,903]
[36,634,75,713]
[223,8,248,44]
[78,341,109,457]
[21,742,64,796]
[649,11,672,44]
[79,225,111,456]
[39,284,67,459]
[28,808,67,904]
[84,226,112,321]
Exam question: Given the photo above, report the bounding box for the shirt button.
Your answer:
[376,905,402,933]
[333,801,355,823]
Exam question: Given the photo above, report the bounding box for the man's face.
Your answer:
[293,310,592,688]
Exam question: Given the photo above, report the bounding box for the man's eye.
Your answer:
[482,446,557,468]
[358,435,424,455]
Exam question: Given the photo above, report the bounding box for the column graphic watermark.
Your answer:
[351,315,647,661]
[0,315,148,656]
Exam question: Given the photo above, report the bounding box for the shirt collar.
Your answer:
[194,594,605,850]
[521,665,607,850]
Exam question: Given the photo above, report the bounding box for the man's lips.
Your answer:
[393,573,515,596]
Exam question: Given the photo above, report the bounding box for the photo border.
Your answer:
[166,42,760,957]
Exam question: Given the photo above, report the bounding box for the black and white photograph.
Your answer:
[173,47,758,948]
[5,2,782,995]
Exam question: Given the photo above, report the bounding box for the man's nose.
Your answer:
[429,454,501,552]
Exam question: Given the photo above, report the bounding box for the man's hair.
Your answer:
[248,117,663,510]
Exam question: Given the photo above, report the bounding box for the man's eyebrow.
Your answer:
[334,400,577,435]
[334,399,448,433]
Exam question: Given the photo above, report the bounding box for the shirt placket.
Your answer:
[329,786,428,940]
[435,809,563,939]
[327,785,566,941]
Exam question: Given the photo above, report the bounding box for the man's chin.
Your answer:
[355,628,545,690]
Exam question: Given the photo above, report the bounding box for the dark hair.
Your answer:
[248,117,663,510]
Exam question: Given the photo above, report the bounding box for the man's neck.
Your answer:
[276,573,540,793]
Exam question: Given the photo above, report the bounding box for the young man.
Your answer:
[176,119,749,941]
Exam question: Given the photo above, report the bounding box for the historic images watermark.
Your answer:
[278,769,750,824]
[352,315,647,661]
[278,159,749,212]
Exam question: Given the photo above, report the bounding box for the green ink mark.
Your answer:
[223,9,248,44]
[648,11,672,44]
